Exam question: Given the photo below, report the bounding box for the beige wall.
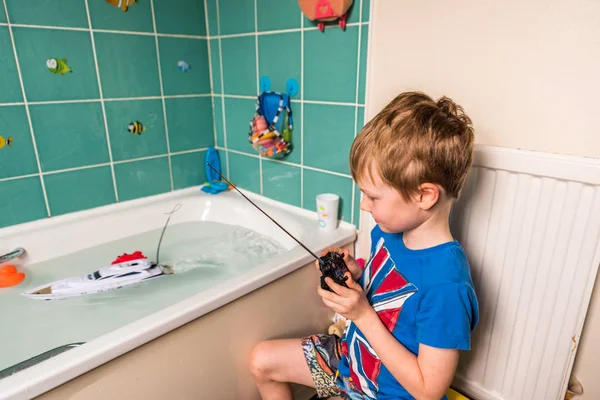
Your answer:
[366,0,600,159]
[366,0,600,398]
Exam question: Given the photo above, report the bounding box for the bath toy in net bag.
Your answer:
[248,90,293,159]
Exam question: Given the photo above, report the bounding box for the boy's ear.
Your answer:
[416,183,439,210]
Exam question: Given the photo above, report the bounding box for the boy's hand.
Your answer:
[314,247,363,282]
[317,272,374,323]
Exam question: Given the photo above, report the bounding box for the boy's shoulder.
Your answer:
[369,224,474,290]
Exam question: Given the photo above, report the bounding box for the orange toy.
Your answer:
[0,264,26,288]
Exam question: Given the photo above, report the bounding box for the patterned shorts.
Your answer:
[301,333,344,398]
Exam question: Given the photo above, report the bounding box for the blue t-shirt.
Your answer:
[335,225,479,400]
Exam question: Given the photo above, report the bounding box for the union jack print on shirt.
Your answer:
[342,237,418,398]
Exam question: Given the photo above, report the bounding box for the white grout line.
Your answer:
[0,94,211,107]
[222,148,353,179]
[43,162,112,176]
[203,0,218,147]
[7,22,208,39]
[215,0,230,179]
[0,173,39,183]
[254,0,263,196]
[2,149,210,183]
[350,0,365,227]
[300,10,305,208]
[214,21,368,39]
[220,94,359,106]
[149,0,174,192]
[2,0,51,216]
[84,0,119,202]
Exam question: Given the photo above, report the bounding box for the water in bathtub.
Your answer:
[0,221,286,376]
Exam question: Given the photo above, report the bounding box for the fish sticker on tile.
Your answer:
[47,58,72,75]
[105,0,139,12]
[177,60,190,72]
[0,136,13,149]
[128,121,145,135]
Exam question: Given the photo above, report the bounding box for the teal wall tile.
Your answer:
[205,0,219,36]
[165,97,214,152]
[209,39,221,94]
[159,37,210,95]
[357,105,365,132]
[213,97,225,147]
[104,99,167,161]
[94,32,160,99]
[88,0,153,33]
[13,28,99,102]
[0,0,370,230]
[304,26,359,103]
[4,0,88,28]
[30,102,109,172]
[362,0,371,21]
[0,27,23,103]
[223,97,255,153]
[221,36,256,96]
[358,25,368,104]
[262,161,301,207]
[0,177,47,228]
[353,183,362,226]
[258,32,301,97]
[303,103,355,175]
[0,106,38,179]
[172,150,207,190]
[154,0,207,36]
[115,157,171,201]
[45,166,115,216]
[303,169,353,222]
[218,0,255,36]
[257,0,301,32]
[227,152,259,193]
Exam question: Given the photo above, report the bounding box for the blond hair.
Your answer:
[350,91,475,200]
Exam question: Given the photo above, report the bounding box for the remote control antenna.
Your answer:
[206,163,323,263]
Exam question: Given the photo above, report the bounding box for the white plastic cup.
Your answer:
[316,193,340,231]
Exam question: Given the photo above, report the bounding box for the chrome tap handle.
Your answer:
[0,247,25,264]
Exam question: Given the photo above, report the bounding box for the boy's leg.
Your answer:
[249,338,315,400]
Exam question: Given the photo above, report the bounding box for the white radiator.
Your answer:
[450,145,600,400]
[356,144,600,400]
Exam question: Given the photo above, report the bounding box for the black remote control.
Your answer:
[319,251,350,292]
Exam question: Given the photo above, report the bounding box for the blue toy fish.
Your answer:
[177,60,190,72]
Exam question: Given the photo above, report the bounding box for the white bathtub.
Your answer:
[0,186,356,400]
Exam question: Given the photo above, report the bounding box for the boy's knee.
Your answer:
[248,341,272,381]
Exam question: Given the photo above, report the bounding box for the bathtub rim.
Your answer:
[0,186,358,400]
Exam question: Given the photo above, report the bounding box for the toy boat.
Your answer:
[21,251,173,301]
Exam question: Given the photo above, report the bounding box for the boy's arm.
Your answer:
[355,309,458,400]
[319,275,463,400]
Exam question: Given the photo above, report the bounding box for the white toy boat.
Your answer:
[22,251,174,301]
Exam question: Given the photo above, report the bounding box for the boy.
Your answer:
[249,92,479,400]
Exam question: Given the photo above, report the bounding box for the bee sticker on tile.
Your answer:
[128,121,145,135]
[105,0,139,12]
[0,136,13,149]
[47,58,72,75]
[177,60,190,72]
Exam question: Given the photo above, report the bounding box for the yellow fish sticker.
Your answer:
[0,136,13,149]
[47,58,72,75]
[105,0,139,12]
[128,121,145,135]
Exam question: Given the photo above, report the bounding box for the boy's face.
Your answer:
[357,170,425,234]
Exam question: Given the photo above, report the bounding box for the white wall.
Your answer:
[363,0,600,398]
